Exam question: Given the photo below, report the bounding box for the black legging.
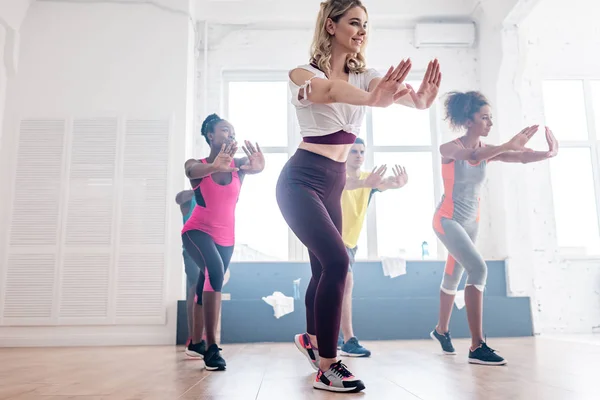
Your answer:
[182,230,234,304]
[275,148,349,359]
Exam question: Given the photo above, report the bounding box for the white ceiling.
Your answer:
[196,0,479,25]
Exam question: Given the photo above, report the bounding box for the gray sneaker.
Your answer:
[313,360,365,393]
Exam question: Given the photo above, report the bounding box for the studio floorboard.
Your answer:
[1,335,599,400]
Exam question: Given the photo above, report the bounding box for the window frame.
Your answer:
[543,78,600,255]
[222,70,445,261]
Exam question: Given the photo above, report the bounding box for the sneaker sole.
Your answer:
[340,350,371,358]
[204,364,226,371]
[429,331,456,355]
[468,358,507,366]
[313,381,366,393]
[294,335,319,372]
[185,349,204,359]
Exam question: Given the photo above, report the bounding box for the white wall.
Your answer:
[0,0,195,346]
[0,24,6,153]
[475,0,600,334]
[197,24,479,152]
[521,0,600,334]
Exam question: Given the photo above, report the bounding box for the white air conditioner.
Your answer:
[414,22,476,48]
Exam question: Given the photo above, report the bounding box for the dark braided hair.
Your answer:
[200,113,223,144]
[444,91,490,130]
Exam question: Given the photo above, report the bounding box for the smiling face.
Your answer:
[466,105,494,137]
[326,5,368,54]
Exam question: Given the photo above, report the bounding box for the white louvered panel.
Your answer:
[59,253,109,319]
[119,119,169,246]
[115,253,165,322]
[64,118,118,246]
[9,120,66,246]
[3,254,56,320]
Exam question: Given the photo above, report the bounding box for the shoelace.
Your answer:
[330,361,353,379]
[480,342,497,354]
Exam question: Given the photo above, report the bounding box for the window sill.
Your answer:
[558,254,600,262]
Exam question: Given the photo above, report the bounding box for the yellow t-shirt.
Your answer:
[341,171,374,249]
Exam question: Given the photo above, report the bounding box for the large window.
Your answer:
[542,80,600,255]
[225,76,296,261]
[224,73,442,261]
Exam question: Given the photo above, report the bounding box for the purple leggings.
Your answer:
[275,149,349,359]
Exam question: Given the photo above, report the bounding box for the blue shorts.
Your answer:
[346,246,357,272]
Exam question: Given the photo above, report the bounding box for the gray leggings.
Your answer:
[434,217,487,295]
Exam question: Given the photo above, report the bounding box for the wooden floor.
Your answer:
[1,335,600,400]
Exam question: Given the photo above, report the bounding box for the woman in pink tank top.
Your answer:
[182,114,265,371]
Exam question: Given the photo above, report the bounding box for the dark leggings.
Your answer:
[182,230,234,305]
[275,149,349,359]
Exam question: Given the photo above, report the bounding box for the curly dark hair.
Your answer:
[444,91,490,130]
[200,113,223,144]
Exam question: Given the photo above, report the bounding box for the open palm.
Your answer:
[212,142,238,172]
[506,125,538,151]
[241,141,265,173]
[406,59,442,109]
[545,127,559,158]
[386,165,408,189]
[370,60,412,107]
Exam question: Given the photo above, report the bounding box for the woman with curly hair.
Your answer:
[430,91,558,366]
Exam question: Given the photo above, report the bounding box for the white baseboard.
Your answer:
[0,326,176,347]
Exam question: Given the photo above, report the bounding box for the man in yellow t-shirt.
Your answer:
[338,137,408,357]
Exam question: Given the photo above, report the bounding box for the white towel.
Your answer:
[262,291,294,319]
[381,257,407,278]
[454,290,466,310]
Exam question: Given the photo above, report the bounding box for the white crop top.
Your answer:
[289,64,382,138]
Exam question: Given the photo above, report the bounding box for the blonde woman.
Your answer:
[275,0,441,393]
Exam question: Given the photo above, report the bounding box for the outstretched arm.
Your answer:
[441,125,539,163]
[345,165,387,190]
[440,141,510,163]
[491,127,559,163]
[185,143,239,179]
[291,62,410,108]
[291,68,373,106]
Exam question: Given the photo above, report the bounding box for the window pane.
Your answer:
[542,80,589,141]
[228,82,288,147]
[549,148,600,254]
[373,152,437,259]
[372,81,431,146]
[234,153,289,260]
[591,81,600,137]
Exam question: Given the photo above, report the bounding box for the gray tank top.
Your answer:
[436,139,487,224]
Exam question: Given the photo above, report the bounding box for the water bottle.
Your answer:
[421,241,429,260]
[293,279,301,300]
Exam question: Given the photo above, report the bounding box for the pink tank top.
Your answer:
[181,159,241,246]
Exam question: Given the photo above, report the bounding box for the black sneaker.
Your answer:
[313,360,365,393]
[185,340,206,359]
[430,329,456,355]
[468,342,506,366]
[203,344,226,371]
